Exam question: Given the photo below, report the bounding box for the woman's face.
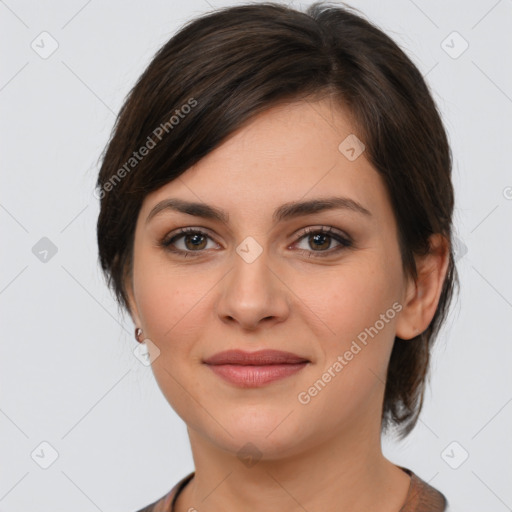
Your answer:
[127,98,413,459]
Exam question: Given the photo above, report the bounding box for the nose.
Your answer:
[215,246,290,331]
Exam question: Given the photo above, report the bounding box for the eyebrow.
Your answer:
[146,196,372,225]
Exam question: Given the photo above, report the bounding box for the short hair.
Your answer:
[96,1,459,439]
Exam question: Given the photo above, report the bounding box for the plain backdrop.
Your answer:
[1,1,511,511]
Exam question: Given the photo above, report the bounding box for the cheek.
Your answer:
[134,253,212,343]
[308,260,394,335]
[133,262,214,427]
[307,260,400,389]
[295,271,399,429]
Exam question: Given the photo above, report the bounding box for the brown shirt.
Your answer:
[134,465,447,512]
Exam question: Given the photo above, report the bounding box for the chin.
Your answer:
[209,406,311,460]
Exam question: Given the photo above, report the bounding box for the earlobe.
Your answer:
[395,234,450,340]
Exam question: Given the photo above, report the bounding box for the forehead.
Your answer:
[139,99,393,227]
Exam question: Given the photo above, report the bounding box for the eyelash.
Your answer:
[159,226,353,259]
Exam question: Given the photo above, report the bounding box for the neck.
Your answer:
[175,419,411,512]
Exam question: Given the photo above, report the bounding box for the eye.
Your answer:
[159,227,220,257]
[159,226,353,258]
[292,226,353,258]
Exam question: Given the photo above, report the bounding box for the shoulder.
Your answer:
[398,466,448,512]
[133,472,195,512]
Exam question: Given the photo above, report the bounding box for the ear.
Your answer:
[124,274,142,328]
[395,233,451,340]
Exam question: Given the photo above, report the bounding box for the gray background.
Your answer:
[1,1,511,511]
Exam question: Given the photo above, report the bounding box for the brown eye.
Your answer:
[307,232,331,250]
[161,228,219,256]
[293,226,352,258]
[182,232,208,250]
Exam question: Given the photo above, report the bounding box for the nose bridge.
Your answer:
[216,238,289,329]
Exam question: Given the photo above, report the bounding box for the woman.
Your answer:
[96,2,458,511]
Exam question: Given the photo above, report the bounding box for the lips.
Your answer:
[203,349,309,388]
[203,349,309,365]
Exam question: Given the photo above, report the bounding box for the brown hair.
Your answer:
[96,1,459,439]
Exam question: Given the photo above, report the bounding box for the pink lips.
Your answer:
[203,349,309,388]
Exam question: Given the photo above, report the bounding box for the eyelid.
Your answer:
[292,225,351,243]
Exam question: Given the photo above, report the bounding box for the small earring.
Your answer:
[135,327,144,343]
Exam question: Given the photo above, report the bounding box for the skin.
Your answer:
[126,97,450,512]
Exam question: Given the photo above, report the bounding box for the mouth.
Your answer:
[203,349,310,388]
